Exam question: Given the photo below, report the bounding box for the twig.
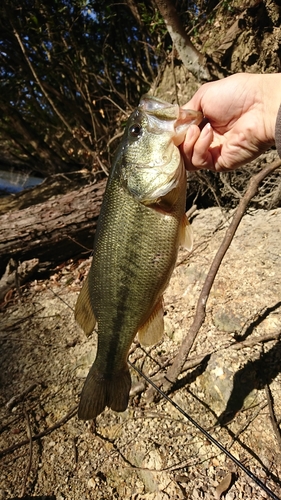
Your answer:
[95,154,109,176]
[179,330,281,370]
[0,405,78,458]
[0,309,44,330]
[196,170,223,209]
[163,159,281,391]
[231,331,281,350]
[171,44,179,106]
[227,402,267,447]
[20,408,33,497]
[12,26,95,159]
[185,204,197,219]
[101,95,128,115]
[269,173,281,208]
[132,330,281,400]
[129,361,281,500]
[66,234,93,252]
[220,171,242,199]
[6,383,37,411]
[265,384,281,451]
[161,331,280,380]
[107,130,124,151]
[0,258,39,303]
[0,415,22,435]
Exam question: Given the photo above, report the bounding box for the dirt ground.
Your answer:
[0,206,281,500]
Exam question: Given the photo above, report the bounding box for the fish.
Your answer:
[75,95,202,420]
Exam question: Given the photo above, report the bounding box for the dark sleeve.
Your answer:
[275,104,281,157]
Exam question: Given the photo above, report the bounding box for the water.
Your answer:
[0,168,43,196]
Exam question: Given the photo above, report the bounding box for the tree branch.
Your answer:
[163,159,281,391]
[12,25,96,159]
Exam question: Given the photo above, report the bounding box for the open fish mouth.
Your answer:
[121,95,203,204]
[139,94,203,145]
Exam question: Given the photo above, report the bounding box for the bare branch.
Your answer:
[0,405,78,459]
[12,25,96,159]
[163,159,281,391]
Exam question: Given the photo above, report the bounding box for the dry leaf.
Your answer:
[214,472,233,499]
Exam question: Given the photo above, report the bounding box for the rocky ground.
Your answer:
[0,206,281,500]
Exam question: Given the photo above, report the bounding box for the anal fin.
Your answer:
[138,298,164,346]
[75,274,97,336]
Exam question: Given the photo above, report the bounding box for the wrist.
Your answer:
[275,105,281,157]
[260,73,281,145]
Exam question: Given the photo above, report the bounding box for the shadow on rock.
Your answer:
[218,338,281,425]
[234,301,281,342]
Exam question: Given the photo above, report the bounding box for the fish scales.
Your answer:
[75,96,202,419]
[88,175,185,369]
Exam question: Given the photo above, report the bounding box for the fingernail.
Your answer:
[201,122,211,137]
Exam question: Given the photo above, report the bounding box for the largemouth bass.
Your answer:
[75,95,202,420]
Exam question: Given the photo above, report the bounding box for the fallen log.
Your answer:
[0,179,106,277]
[0,170,95,216]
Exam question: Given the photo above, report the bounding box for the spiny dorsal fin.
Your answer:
[138,298,164,346]
[75,274,97,336]
[179,214,193,251]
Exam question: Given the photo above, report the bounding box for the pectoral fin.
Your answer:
[75,274,97,336]
[179,214,193,251]
[138,298,164,346]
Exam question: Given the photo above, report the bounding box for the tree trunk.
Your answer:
[154,0,211,81]
[0,179,106,277]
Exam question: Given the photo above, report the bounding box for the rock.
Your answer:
[0,207,280,499]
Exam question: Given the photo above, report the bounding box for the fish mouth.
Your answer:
[139,94,203,146]
[123,96,201,204]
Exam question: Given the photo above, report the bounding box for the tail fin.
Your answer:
[78,364,131,420]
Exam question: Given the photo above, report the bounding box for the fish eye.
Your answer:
[129,124,142,138]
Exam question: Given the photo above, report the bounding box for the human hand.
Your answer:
[181,73,281,171]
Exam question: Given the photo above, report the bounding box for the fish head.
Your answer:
[118,95,202,204]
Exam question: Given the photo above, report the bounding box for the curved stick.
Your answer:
[163,159,281,390]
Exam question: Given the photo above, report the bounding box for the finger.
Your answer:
[182,123,215,171]
[191,123,214,169]
[179,124,201,170]
[182,83,209,112]
[182,95,202,113]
